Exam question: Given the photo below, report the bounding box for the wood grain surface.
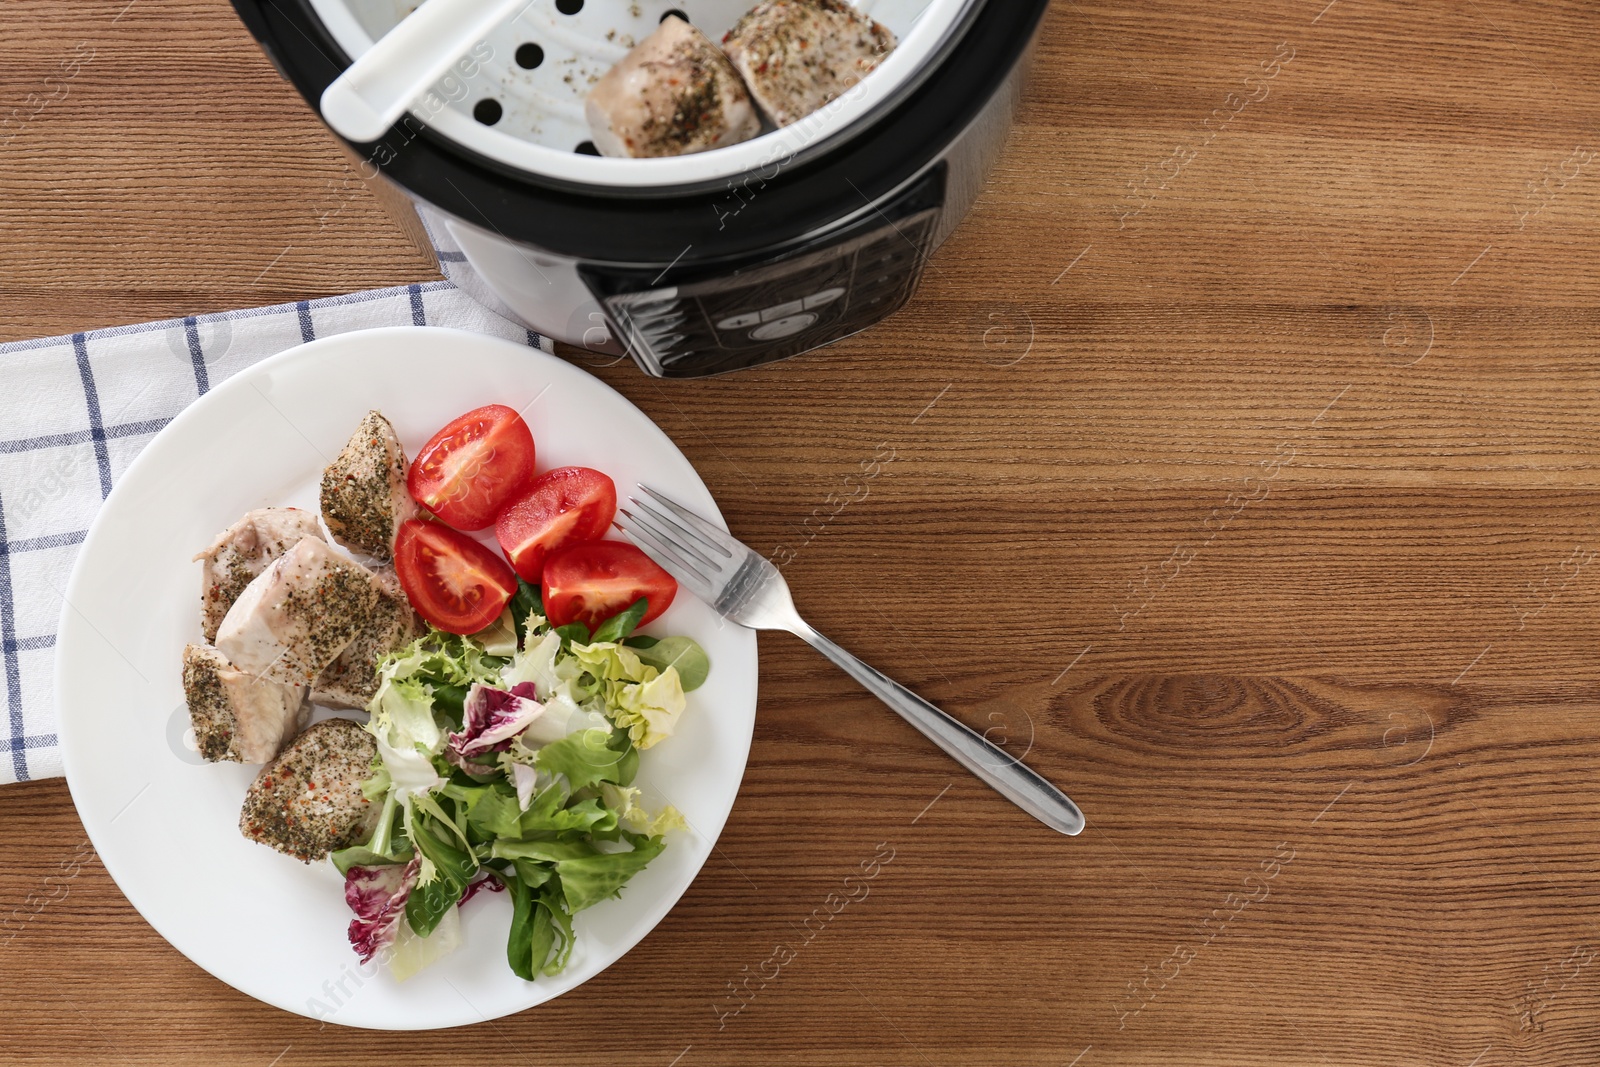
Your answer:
[4,0,1600,1063]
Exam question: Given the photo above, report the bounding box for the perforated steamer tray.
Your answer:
[308,0,975,187]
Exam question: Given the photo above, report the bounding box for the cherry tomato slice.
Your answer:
[542,541,677,632]
[495,467,618,583]
[407,404,536,531]
[394,519,518,635]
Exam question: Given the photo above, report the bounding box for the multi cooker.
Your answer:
[230,0,1052,376]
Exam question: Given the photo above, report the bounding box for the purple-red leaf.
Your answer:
[345,858,420,964]
[447,683,544,757]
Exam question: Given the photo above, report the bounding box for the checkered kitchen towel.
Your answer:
[0,280,549,785]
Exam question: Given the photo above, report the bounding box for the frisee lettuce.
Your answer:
[339,596,700,982]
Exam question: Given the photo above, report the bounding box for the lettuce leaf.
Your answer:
[363,667,447,802]
[556,835,666,912]
[339,611,702,982]
[388,901,461,982]
[377,629,508,696]
[509,578,546,646]
[505,871,573,980]
[565,642,688,749]
[567,640,649,685]
[450,782,524,840]
[591,598,647,644]
[405,801,478,938]
[600,783,688,836]
[534,728,637,791]
[608,667,686,750]
[625,636,710,692]
[491,833,665,913]
[367,674,442,754]
[509,762,540,811]
[501,630,575,700]
[518,795,616,836]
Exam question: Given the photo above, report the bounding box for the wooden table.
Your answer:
[5,0,1600,1063]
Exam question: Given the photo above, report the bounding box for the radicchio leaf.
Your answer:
[447,683,544,758]
[460,872,507,907]
[345,858,420,964]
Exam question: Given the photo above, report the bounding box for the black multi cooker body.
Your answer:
[230,0,1052,377]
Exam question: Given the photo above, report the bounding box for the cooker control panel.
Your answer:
[582,165,947,378]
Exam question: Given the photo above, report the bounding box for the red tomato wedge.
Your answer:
[495,467,618,582]
[407,404,536,531]
[395,519,519,634]
[542,541,677,631]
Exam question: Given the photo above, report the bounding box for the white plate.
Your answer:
[56,326,758,1030]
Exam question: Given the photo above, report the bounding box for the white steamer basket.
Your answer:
[307,0,975,188]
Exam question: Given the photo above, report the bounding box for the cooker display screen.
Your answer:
[583,165,946,378]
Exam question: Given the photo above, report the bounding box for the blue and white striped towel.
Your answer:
[0,280,549,785]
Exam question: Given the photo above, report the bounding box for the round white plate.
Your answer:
[56,326,758,1030]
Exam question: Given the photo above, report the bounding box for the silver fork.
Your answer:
[615,486,1086,836]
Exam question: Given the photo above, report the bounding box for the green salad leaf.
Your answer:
[340,585,706,983]
[331,843,406,878]
[554,622,592,648]
[448,782,524,840]
[405,804,478,938]
[591,598,648,644]
[601,783,688,836]
[535,727,637,791]
[505,872,574,980]
[565,641,687,749]
[554,834,667,912]
[509,579,545,646]
[625,635,710,692]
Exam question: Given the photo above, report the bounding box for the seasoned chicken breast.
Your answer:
[722,0,897,127]
[585,15,762,158]
[313,566,422,710]
[320,410,416,561]
[194,508,324,642]
[215,537,383,688]
[239,718,378,863]
[181,643,308,764]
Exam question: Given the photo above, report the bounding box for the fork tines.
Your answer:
[614,485,736,600]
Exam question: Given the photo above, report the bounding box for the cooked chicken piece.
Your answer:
[182,643,308,764]
[321,410,417,562]
[585,15,762,158]
[215,537,383,688]
[239,718,379,863]
[722,0,897,127]
[313,567,422,710]
[194,508,324,642]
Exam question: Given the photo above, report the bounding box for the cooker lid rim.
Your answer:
[234,0,1050,261]
[304,0,984,190]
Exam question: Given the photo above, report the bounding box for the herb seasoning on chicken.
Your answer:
[321,410,416,561]
[193,508,324,643]
[240,718,378,863]
[215,537,385,688]
[585,15,762,158]
[182,642,307,763]
[722,0,897,128]
[312,566,422,710]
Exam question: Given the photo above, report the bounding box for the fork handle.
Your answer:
[793,625,1086,836]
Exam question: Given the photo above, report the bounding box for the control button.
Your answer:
[716,311,762,330]
[759,300,805,323]
[750,313,818,340]
[803,287,845,310]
